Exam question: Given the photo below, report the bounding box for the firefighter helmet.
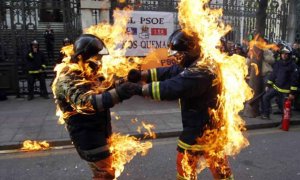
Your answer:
[30,40,39,51]
[63,37,71,46]
[73,34,109,61]
[280,45,292,54]
[167,29,199,56]
[31,40,39,46]
[167,30,200,67]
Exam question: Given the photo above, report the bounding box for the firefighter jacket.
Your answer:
[142,64,220,152]
[53,63,120,162]
[26,51,47,74]
[267,58,299,94]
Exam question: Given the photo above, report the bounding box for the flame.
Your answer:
[111,112,121,120]
[131,118,138,124]
[51,8,154,179]
[52,8,147,121]
[250,63,259,76]
[178,0,253,177]
[137,121,157,139]
[248,35,279,60]
[21,140,50,151]
[109,133,152,178]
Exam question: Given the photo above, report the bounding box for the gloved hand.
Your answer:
[116,82,142,101]
[127,69,141,83]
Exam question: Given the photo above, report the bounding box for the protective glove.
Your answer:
[116,82,142,101]
[127,69,141,83]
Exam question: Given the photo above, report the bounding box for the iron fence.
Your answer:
[0,0,81,95]
[295,1,300,43]
[0,0,81,64]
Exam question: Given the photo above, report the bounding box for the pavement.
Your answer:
[0,86,300,150]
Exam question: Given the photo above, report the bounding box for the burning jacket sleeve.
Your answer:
[146,65,183,82]
[142,69,215,101]
[55,70,121,114]
[91,89,120,112]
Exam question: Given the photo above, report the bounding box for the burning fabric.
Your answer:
[52,8,152,179]
[175,0,253,178]
[123,0,253,179]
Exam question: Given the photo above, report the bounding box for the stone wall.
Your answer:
[80,0,110,29]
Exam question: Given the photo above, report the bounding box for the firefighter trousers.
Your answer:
[176,152,234,180]
[88,156,115,180]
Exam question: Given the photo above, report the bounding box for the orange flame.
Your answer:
[137,121,157,139]
[52,8,147,123]
[250,63,259,76]
[178,0,253,177]
[109,133,152,178]
[21,140,50,151]
[51,7,154,179]
[248,35,279,60]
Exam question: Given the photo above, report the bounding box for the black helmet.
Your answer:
[167,30,200,67]
[63,38,71,45]
[167,29,200,56]
[73,34,109,61]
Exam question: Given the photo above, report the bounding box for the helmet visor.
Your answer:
[280,47,290,54]
[98,46,109,55]
[168,48,178,56]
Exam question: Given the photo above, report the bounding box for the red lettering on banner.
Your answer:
[151,28,167,35]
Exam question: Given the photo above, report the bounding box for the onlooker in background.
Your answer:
[261,45,299,119]
[261,40,275,83]
[50,38,71,87]
[44,24,55,61]
[233,43,247,57]
[273,40,287,61]
[56,37,71,64]
[25,40,49,101]
[218,37,229,53]
[292,43,300,65]
[291,43,300,110]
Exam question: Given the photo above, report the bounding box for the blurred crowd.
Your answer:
[219,36,300,119]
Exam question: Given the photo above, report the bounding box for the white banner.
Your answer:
[121,11,174,56]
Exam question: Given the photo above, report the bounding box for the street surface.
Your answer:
[0,126,300,180]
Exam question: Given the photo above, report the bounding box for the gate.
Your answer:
[295,1,300,43]
[0,0,81,95]
[111,0,289,43]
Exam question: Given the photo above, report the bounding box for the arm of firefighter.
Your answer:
[290,65,299,95]
[91,89,121,112]
[141,72,212,101]
[92,82,142,112]
[147,65,183,83]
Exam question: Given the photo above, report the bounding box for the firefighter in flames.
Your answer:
[52,34,141,179]
[127,30,234,179]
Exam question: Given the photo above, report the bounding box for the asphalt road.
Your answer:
[0,126,299,180]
